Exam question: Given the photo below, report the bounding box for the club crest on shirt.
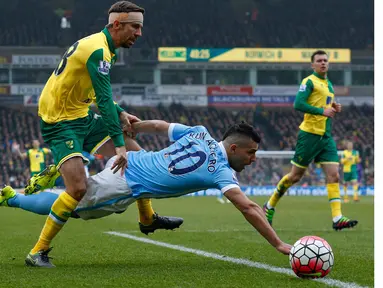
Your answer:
[98,60,111,75]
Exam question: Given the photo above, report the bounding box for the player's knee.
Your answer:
[68,184,87,201]
[327,172,340,183]
[64,175,87,200]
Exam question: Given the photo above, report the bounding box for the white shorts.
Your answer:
[74,156,136,220]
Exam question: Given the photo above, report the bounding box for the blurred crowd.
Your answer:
[0,105,374,188]
[0,0,373,49]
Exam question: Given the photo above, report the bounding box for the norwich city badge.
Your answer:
[65,140,74,150]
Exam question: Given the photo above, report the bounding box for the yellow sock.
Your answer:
[343,185,348,200]
[353,184,359,200]
[31,192,78,254]
[136,199,155,225]
[268,174,293,208]
[327,183,342,221]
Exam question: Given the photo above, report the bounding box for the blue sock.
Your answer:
[7,192,59,215]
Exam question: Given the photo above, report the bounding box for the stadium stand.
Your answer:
[0,0,373,49]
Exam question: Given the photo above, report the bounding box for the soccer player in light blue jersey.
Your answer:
[1,120,292,266]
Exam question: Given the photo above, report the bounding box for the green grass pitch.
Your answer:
[0,196,373,288]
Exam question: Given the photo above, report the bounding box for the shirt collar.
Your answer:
[102,27,116,54]
[218,141,228,161]
[313,72,327,80]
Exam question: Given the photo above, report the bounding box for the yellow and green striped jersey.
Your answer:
[38,28,124,147]
[294,72,335,136]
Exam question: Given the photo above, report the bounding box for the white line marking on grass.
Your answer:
[115,228,372,233]
[105,231,368,288]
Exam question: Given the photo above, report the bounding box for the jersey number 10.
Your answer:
[168,142,207,175]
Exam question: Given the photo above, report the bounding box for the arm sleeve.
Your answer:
[294,79,324,115]
[114,102,125,115]
[86,49,124,147]
[168,124,208,142]
[214,167,240,193]
[42,148,50,154]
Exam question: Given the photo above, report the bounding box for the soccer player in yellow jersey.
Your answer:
[15,140,51,176]
[263,50,358,231]
[341,141,361,202]
[25,1,182,268]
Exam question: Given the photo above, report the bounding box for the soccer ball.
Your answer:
[289,236,334,278]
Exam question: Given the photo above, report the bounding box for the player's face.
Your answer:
[118,12,143,48]
[32,140,40,149]
[228,140,259,172]
[312,54,329,74]
[347,142,353,150]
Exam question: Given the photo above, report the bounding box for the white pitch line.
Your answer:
[105,231,369,288]
[112,228,372,233]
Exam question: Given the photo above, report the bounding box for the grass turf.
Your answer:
[0,196,373,288]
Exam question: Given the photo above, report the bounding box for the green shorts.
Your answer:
[41,110,111,168]
[291,130,339,168]
[344,171,358,182]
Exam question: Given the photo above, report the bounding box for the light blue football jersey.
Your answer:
[125,123,240,199]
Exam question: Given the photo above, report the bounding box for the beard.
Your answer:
[121,42,132,48]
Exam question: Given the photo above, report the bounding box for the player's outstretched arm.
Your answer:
[131,120,170,136]
[12,143,27,159]
[224,187,292,255]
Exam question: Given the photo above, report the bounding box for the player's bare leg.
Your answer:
[26,157,86,267]
[264,165,305,225]
[321,164,358,230]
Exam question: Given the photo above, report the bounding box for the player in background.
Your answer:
[341,141,361,202]
[0,120,292,267]
[263,50,358,231]
[13,140,51,177]
[24,1,181,267]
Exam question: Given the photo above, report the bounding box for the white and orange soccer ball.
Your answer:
[289,236,334,279]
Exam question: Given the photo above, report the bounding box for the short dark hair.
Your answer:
[108,1,145,15]
[222,121,261,143]
[311,50,328,63]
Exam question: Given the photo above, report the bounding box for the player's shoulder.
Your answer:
[77,31,111,61]
[189,125,209,134]
[173,123,210,137]
[301,74,315,85]
[298,75,315,92]
[214,163,239,183]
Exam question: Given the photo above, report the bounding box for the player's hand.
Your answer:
[322,108,336,118]
[111,146,127,176]
[120,111,141,134]
[332,102,342,113]
[275,242,292,255]
[11,143,20,153]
